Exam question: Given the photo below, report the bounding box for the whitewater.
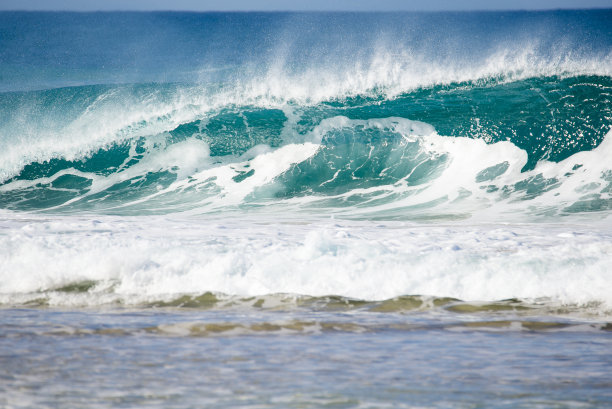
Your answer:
[0,10,611,409]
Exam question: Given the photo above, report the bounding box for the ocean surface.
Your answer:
[1,10,611,408]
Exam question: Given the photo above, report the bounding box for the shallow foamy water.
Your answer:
[1,213,612,408]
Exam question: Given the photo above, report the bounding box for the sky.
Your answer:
[1,0,611,11]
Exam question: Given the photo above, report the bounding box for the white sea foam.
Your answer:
[0,213,611,309]
[2,118,608,309]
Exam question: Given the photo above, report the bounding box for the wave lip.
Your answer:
[1,54,610,183]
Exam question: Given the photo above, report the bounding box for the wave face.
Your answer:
[1,11,611,220]
[0,11,611,308]
[1,77,610,220]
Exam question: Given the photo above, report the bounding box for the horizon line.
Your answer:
[1,7,611,12]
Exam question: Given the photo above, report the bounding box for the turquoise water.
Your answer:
[0,10,611,408]
[1,76,610,217]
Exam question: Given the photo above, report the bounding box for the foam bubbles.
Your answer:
[1,214,611,310]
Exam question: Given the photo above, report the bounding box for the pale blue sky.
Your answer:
[1,0,611,11]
